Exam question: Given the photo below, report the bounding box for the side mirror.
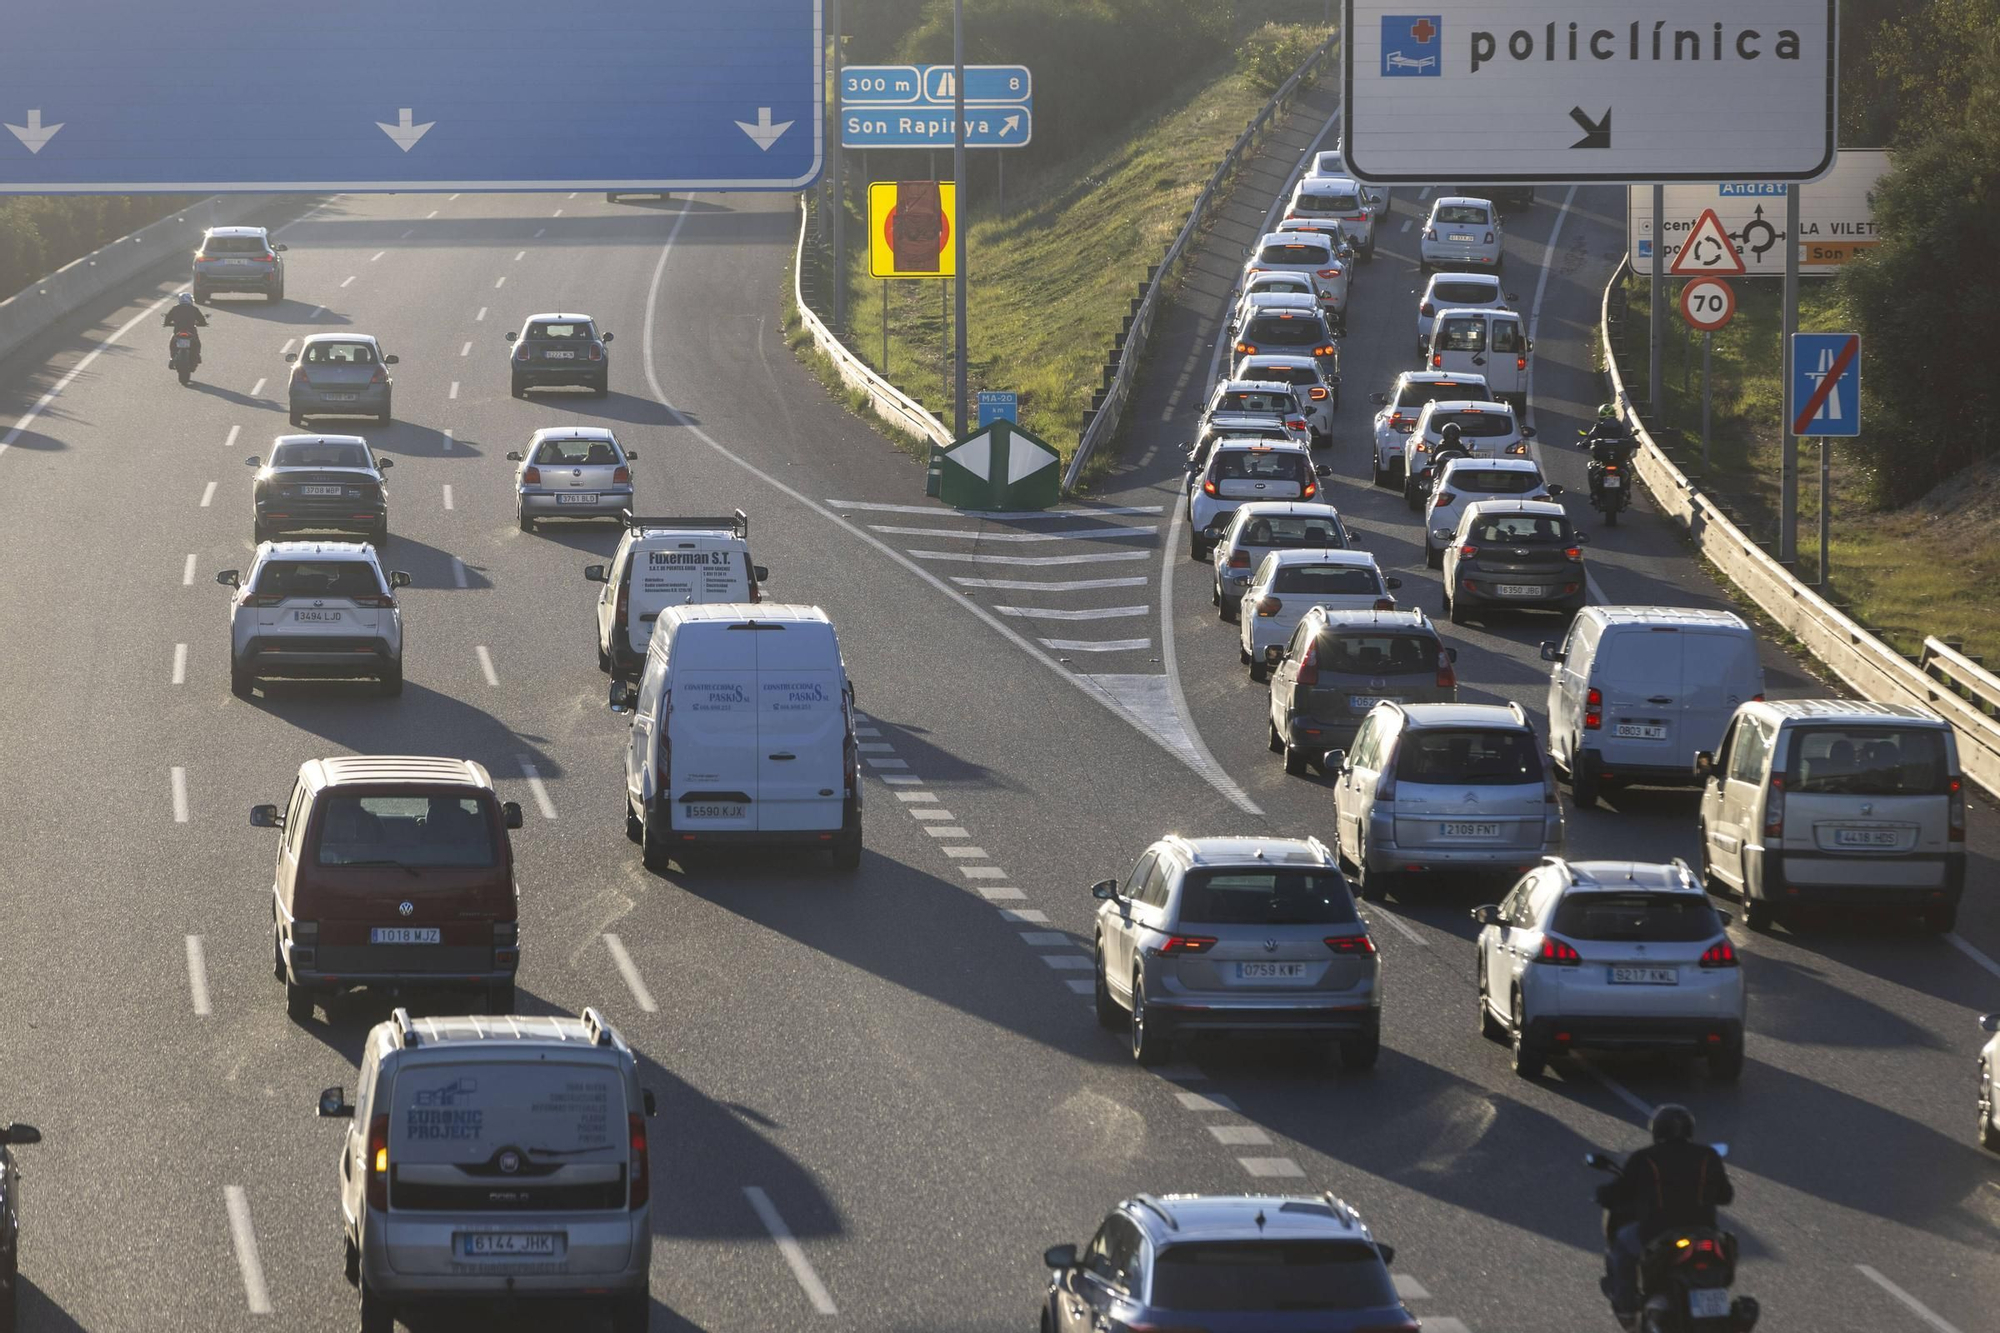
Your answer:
[1369,392,1389,406]
[1713,1143,1729,1159]
[1584,1151,1616,1171]
[281,353,297,364]
[0,1124,40,1146]
[1385,577,1403,590]
[1090,878,1119,902]
[504,330,518,342]
[376,456,394,469]
[1546,482,1564,496]
[249,803,283,828]
[1446,648,1458,662]
[1981,1013,2000,1034]
[1044,1244,1078,1270]
[623,450,638,460]
[1376,1243,1395,1266]
[1430,529,1455,544]
[1315,464,1332,477]
[245,455,262,468]
[502,800,524,829]
[506,450,525,462]
[643,1089,658,1117]
[1716,910,1734,927]
[1203,521,1226,537]
[1693,751,1715,778]
[754,565,770,582]
[1323,748,1347,773]
[1264,645,1284,667]
[273,243,289,252]
[383,354,399,366]
[216,569,241,589]
[1521,426,1538,440]
[1572,531,1589,544]
[584,564,609,583]
[1539,641,1562,663]
[1472,904,1501,926]
[389,571,411,589]
[317,1087,354,1119]
[600,332,615,343]
[608,680,634,713]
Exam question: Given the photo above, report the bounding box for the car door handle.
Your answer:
[1647,696,1674,705]
[768,753,796,761]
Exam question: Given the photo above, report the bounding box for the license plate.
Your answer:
[1615,724,1666,739]
[684,803,746,819]
[544,350,575,359]
[1236,962,1308,979]
[1350,695,1403,709]
[1601,475,1623,488]
[369,927,440,945]
[293,609,344,622]
[1835,828,1900,847]
[300,484,344,496]
[557,493,600,505]
[1496,584,1545,597]
[1439,822,1500,838]
[322,393,357,402]
[460,1233,562,1258]
[1688,1288,1732,1319]
[1448,233,1476,242]
[1610,966,1679,985]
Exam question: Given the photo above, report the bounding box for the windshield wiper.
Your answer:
[338,857,421,877]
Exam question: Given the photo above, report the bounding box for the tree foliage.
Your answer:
[0,195,197,304]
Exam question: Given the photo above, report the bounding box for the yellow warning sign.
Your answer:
[868,180,957,278]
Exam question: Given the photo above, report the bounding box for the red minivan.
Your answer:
[252,756,523,1022]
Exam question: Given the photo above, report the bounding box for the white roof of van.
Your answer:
[1586,606,1749,629]
[671,603,830,626]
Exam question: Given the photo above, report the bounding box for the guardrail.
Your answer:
[1598,255,2000,797]
[1061,33,1340,493]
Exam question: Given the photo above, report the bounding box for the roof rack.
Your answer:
[1318,1192,1362,1227]
[581,1006,614,1047]
[391,1007,419,1049]
[622,507,748,538]
[1130,1194,1179,1231]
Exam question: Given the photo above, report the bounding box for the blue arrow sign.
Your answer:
[842,109,1033,149]
[841,63,1031,148]
[2,0,822,193]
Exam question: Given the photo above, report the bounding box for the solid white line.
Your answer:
[1856,1266,1964,1333]
[476,306,488,321]
[186,935,212,1015]
[171,643,187,685]
[339,275,355,288]
[955,575,1148,591]
[474,645,498,686]
[910,549,1149,566]
[514,250,526,262]
[743,1187,837,1315]
[997,604,1148,621]
[224,1186,273,1314]
[442,428,454,452]
[448,380,460,399]
[871,524,1156,543]
[1040,637,1150,652]
[171,767,189,823]
[1370,910,1429,948]
[3,294,171,453]
[518,756,558,820]
[182,554,197,586]
[494,274,507,288]
[442,484,455,510]
[249,377,266,398]
[370,251,385,262]
[1947,932,2000,982]
[199,481,217,507]
[451,557,468,588]
[604,934,657,1011]
[828,499,1162,516]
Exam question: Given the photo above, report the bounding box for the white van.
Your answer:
[1542,607,1764,808]
[585,511,766,676]
[1696,699,1966,932]
[1425,307,1532,411]
[612,604,860,872]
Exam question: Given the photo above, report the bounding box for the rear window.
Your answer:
[1465,514,1570,544]
[1272,564,1381,596]
[1246,365,1317,388]
[1298,189,1359,212]
[1445,468,1540,494]
[1313,152,1345,174]
[1323,633,1438,676]
[1151,1240,1397,1313]
[255,559,383,598]
[535,437,622,466]
[1394,379,1483,411]
[1213,450,1308,482]
[302,342,376,365]
[1433,280,1499,304]
[1215,390,1299,416]
[390,1059,627,1212]
[1244,314,1328,347]
[314,794,497,868]
[1258,242,1331,266]
[529,322,592,340]
[271,440,370,469]
[1553,892,1720,942]
[1436,204,1491,225]
[1176,869,1355,926]
[1237,515,1343,549]
[1396,728,1541,785]
[1431,410,1514,438]
[1787,726,1951,796]
[203,235,269,255]
[1437,317,1486,352]
[1249,275,1314,295]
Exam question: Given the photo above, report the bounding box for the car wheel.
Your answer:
[343,1235,359,1287]
[1980,1063,2000,1152]
[1284,741,1310,777]
[1478,967,1506,1041]
[1696,825,1727,897]
[511,376,527,399]
[1924,901,1958,933]
[1570,759,1599,810]
[1425,543,1443,570]
[1130,972,1171,1066]
[1338,1033,1380,1071]
[1188,530,1206,562]
[370,524,390,549]
[598,643,613,674]
[379,658,403,697]
[285,978,315,1024]
[1094,944,1124,1031]
[829,812,862,872]
[518,510,535,533]
[288,411,304,428]
[1221,596,1239,625]
[609,1290,649,1333]
[231,658,254,700]
[625,799,644,844]
[376,398,392,427]
[1372,452,1391,487]
[253,518,271,544]
[359,1282,394,1333]
[484,983,516,1015]
[1707,1034,1745,1082]
[1510,991,1545,1079]
[1267,720,1287,756]
[1743,897,1773,931]
[641,802,673,872]
[1448,591,1468,626]
[593,376,610,398]
[268,285,283,305]
[1404,483,1423,512]
[1249,658,1268,684]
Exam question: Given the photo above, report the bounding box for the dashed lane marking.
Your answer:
[924,826,969,838]
[425,209,438,218]
[910,549,1148,566]
[399,229,413,239]
[1042,637,1151,652]
[1019,932,1070,946]
[940,844,988,857]
[1208,1125,1272,1146]
[864,757,908,769]
[449,380,460,400]
[958,575,1148,591]
[882,774,921,785]
[200,481,216,507]
[518,756,557,820]
[494,274,507,288]
[1065,978,1096,994]
[225,424,242,449]
[171,643,187,685]
[475,646,499,686]
[460,341,472,357]
[976,886,1027,901]
[182,554,197,585]
[534,228,546,238]
[603,934,658,1012]
[1855,1266,1964,1333]
[1239,1157,1305,1178]
[744,1187,837,1316]
[443,428,454,452]
[998,604,1148,621]
[442,484,455,510]
[451,557,468,588]
[894,791,938,802]
[872,524,1157,543]
[1394,1274,1432,1301]
[1039,955,1092,970]
[171,767,189,822]
[959,866,1009,880]
[1175,1092,1238,1112]
[223,1186,273,1314]
[370,251,385,262]
[186,935,211,1015]
[1947,932,2000,982]
[1001,909,1051,924]
[909,808,955,821]
[1400,218,1413,233]
[476,306,487,321]
[307,305,324,320]
[339,275,355,288]
[249,377,266,398]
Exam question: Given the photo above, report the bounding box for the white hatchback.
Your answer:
[1416,272,1510,358]
[1473,858,1746,1081]
[1286,175,1383,258]
[1210,501,1352,621]
[1423,456,1561,566]
[1239,549,1400,680]
[1233,355,1339,437]
[1242,232,1351,330]
[1404,399,1532,509]
[1368,371,1491,488]
[218,541,409,698]
[1420,197,1503,272]
[1188,441,1326,559]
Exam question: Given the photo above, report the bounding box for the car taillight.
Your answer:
[366,1113,389,1211]
[1483,231,1495,244]
[1431,353,1443,368]
[247,594,284,607]
[291,367,309,385]
[1764,777,1785,837]
[1699,940,1739,968]
[522,466,540,484]
[612,466,630,484]
[1564,545,1583,560]
[1296,640,1320,686]
[1326,935,1377,955]
[1308,386,1328,401]
[1202,478,1218,496]
[1302,478,1318,499]
[1235,341,1257,355]
[628,1113,650,1209]
[1516,354,1528,371]
[1318,267,1342,278]
[1950,775,1966,841]
[1314,344,1337,357]
[615,578,628,629]
[1436,650,1456,689]
[350,595,394,608]
[1256,596,1283,618]
[514,345,530,362]
[1158,935,1217,955]
[1537,938,1582,966]
[259,252,276,263]
[1372,597,1396,611]
[1286,419,1307,432]
[591,343,605,361]
[1228,551,1250,569]
[1389,413,1410,430]
[1420,301,1434,316]
[1459,544,1478,558]
[1507,443,1530,455]
[1585,686,1602,730]
[1435,492,1456,507]
[1423,226,1436,240]
[370,365,388,384]
[1604,463,1621,473]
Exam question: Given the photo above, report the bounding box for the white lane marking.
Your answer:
[1581,1058,1657,1120]
[451,557,468,588]
[1040,954,1092,970]
[448,193,461,201]
[534,228,546,239]
[276,340,294,357]
[225,424,242,451]
[307,305,324,320]
[474,645,499,686]
[567,192,577,200]
[494,274,507,288]
[956,575,1148,591]
[370,251,385,262]
[339,275,356,288]
[855,741,894,751]
[1400,218,1413,233]
[960,866,1009,880]
[1039,637,1151,652]
[182,554,197,585]
[911,549,1149,566]
[871,524,1156,543]
[638,198,1253,816]
[1157,1064,1208,1083]
[894,791,938,802]
[442,484,455,510]
[514,250,526,262]
[1065,978,1096,993]
[199,481,217,507]
[185,935,212,1015]
[1370,910,1428,948]
[882,774,921,785]
[249,377,266,398]
[1175,1092,1239,1112]
[518,756,558,820]
[224,1186,273,1314]
[743,1187,836,1315]
[924,826,969,838]
[171,643,187,685]
[865,757,908,769]
[853,726,881,736]
[1019,931,1070,946]
[941,845,989,858]
[1947,933,2000,982]
[553,208,564,217]
[399,229,414,239]
[1001,909,1051,923]
[603,934,658,1012]
[1209,1125,1272,1146]
[171,767,189,822]
[459,341,472,357]
[977,886,1027,900]
[426,209,438,218]
[1419,186,1432,200]
[1239,1157,1305,1178]
[448,380,460,399]
[907,808,954,820]
[441,428,455,453]
[1393,1273,1432,1301]
[476,306,488,321]
[1856,1265,1965,1333]
[3,294,170,453]
[997,604,1148,621]
[828,499,1162,516]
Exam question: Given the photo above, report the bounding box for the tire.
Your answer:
[343,1236,360,1287]
[231,658,254,700]
[370,524,390,549]
[1268,720,1286,755]
[609,1290,649,1333]
[1404,483,1423,512]
[511,376,527,399]
[1570,757,1599,810]
[1339,1033,1380,1071]
[253,519,271,544]
[1510,993,1545,1079]
[1425,543,1443,570]
[1372,452,1389,487]
[359,1282,394,1333]
[1924,901,1958,933]
[518,510,535,533]
[1696,829,1726,898]
[376,396,392,427]
[1478,968,1506,1041]
[1249,660,1269,684]
[379,658,402,697]
[641,802,673,872]
[830,814,862,871]
[1743,897,1773,931]
[1188,530,1206,562]
[193,287,211,304]
[177,368,191,386]
[1130,972,1171,1066]
[268,284,283,305]
[484,983,516,1015]
[1604,504,1621,527]
[593,376,610,398]
[1284,740,1310,777]
[1448,591,1468,626]
[1093,944,1124,1031]
[625,802,644,844]
[1707,1034,1745,1082]
[599,643,613,674]
[1980,1064,2000,1152]
[285,978,315,1023]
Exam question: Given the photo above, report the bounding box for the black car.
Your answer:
[506,312,613,397]
[0,1121,42,1329]
[1438,499,1589,624]
[246,434,393,546]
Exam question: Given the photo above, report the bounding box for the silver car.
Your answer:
[192,225,286,303]
[1090,835,1381,1070]
[506,428,637,531]
[218,541,408,698]
[286,335,397,427]
[1419,196,1504,272]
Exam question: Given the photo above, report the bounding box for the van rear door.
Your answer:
[1594,628,1686,770]
[667,625,760,833]
[627,543,748,656]
[755,623,848,833]
[1680,630,1761,763]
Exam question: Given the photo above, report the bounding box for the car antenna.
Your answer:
[1254,1209,1266,1232]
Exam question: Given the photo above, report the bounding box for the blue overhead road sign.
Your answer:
[1,0,822,193]
[842,64,1032,149]
[842,111,1032,150]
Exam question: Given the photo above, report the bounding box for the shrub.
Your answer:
[1240,22,1326,94]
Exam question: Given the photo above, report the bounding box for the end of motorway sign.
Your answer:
[1344,1,1836,184]
[0,0,823,193]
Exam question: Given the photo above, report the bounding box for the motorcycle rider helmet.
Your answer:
[1438,421,1462,445]
[1650,1103,1696,1144]
[177,291,195,305]
[1595,401,1620,421]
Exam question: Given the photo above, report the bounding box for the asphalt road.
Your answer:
[0,94,1996,1333]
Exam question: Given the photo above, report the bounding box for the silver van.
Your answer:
[1327,702,1563,899]
[1696,699,1966,932]
[584,511,766,677]
[317,1007,656,1333]
[1542,607,1764,808]
[612,604,861,872]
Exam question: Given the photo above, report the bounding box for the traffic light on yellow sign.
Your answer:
[868,180,956,278]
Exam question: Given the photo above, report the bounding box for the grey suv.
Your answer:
[1090,836,1380,1070]
[1265,608,1457,775]
[192,225,286,303]
[1042,1192,1412,1333]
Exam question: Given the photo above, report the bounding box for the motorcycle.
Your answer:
[1587,1148,1759,1333]
[1579,428,1631,526]
[170,330,200,386]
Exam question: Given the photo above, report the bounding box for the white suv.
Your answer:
[1403,400,1532,509]
[1473,858,1746,1081]
[1188,440,1326,560]
[218,542,408,698]
[1368,371,1491,488]
[1423,456,1561,566]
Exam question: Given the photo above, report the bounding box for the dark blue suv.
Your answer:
[1041,1192,1415,1332]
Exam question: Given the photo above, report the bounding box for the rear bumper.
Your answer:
[290,387,390,413]
[1148,1000,1379,1037]
[238,637,396,678]
[361,1210,648,1297]
[1574,751,1704,788]
[197,271,279,292]
[520,489,634,518]
[287,942,517,990]
[1455,577,1586,612]
[255,505,386,535]
[1525,1013,1743,1053]
[514,363,607,386]
[1420,241,1500,266]
[1285,712,1363,751]
[1365,823,1557,876]
[1748,848,1965,905]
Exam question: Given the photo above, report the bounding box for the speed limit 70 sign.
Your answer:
[1679,277,1737,333]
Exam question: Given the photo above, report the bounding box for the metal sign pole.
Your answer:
[952,0,970,438]
[1701,331,1713,470]
[1818,436,1831,588]
[1649,185,1664,410]
[830,0,845,332]
[882,279,889,374]
[1779,184,1801,564]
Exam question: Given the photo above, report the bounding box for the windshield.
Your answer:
[1553,892,1721,942]
[254,559,382,598]
[1151,1240,1398,1313]
[1177,869,1356,925]
[1235,515,1342,549]
[1215,390,1299,415]
[535,437,622,465]
[1429,410,1514,439]
[314,794,497,868]
[1258,242,1331,266]
[271,440,370,469]
[1271,564,1381,595]
[529,321,593,340]
[1434,280,1499,304]
[1787,726,1951,795]
[1443,468,1541,494]
[1436,204,1491,225]
[1244,315,1327,347]
[1396,729,1542,785]
[1323,633,1437,676]
[1213,450,1308,482]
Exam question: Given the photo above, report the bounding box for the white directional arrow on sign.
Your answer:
[735,107,793,151]
[5,110,64,155]
[375,108,435,153]
[1001,114,1022,138]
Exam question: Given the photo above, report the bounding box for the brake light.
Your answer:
[1325,935,1377,955]
[1309,386,1328,401]
[628,1113,650,1209]
[1420,301,1434,316]
[1435,492,1456,507]
[1317,267,1342,278]
[350,594,394,608]
[590,344,605,362]
[1296,640,1319,686]
[1389,413,1410,430]
[1537,938,1582,965]
[1202,478,1218,496]
[522,466,540,484]
[259,252,276,263]
[612,466,630,484]
[1436,649,1456,689]
[615,576,629,631]
[1764,776,1785,837]
[1286,419,1307,432]
[1459,544,1478,558]
[369,365,388,385]
[1604,464,1621,473]
[1564,545,1583,560]
[1699,940,1738,968]
[1431,353,1443,368]
[1158,935,1217,955]
[366,1114,389,1211]
[1302,478,1318,499]
[291,366,309,385]
[1507,443,1530,455]
[1585,686,1602,731]
[1423,226,1436,240]
[1235,341,1257,355]
[1256,596,1282,618]
[1314,344,1337,357]
[1372,597,1396,611]
[1516,354,1527,371]
[514,345,530,362]
[247,594,284,607]
[1950,775,1966,841]
[1483,231,1495,244]
[1228,551,1250,569]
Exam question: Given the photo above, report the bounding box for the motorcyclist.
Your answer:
[163,292,207,368]
[1596,1104,1734,1329]
[1581,408,1634,502]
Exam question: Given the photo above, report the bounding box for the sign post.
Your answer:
[1790,332,1861,588]
[1678,276,1737,470]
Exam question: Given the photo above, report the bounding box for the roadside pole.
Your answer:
[830,0,844,332]
[1701,332,1712,469]
[1779,185,1800,564]
[952,0,970,437]
[1818,436,1830,588]
[1648,185,1663,410]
